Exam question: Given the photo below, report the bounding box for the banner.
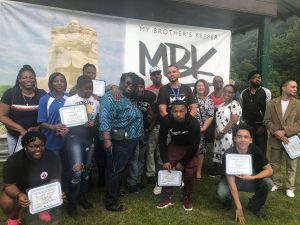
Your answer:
[0,1,231,91]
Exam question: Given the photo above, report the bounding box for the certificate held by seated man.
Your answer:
[226,154,253,176]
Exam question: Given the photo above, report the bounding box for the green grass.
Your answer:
[1,152,300,225]
[0,84,12,98]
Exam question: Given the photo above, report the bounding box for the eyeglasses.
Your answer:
[26,145,45,150]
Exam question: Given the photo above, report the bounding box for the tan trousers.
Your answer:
[270,147,298,190]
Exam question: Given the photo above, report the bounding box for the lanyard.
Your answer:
[170,85,180,100]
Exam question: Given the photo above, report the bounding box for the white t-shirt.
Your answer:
[64,94,99,120]
[281,100,289,118]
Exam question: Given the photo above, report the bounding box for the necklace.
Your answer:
[22,95,33,106]
[169,84,181,100]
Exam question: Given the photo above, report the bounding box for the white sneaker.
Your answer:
[153,184,162,195]
[271,185,279,192]
[286,189,295,198]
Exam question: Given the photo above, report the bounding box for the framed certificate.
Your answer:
[27,181,63,214]
[283,135,300,159]
[225,154,253,176]
[92,80,106,97]
[158,170,182,186]
[59,104,88,127]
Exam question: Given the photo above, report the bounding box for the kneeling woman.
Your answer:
[63,75,99,217]
[0,131,62,224]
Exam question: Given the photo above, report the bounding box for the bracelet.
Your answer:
[15,192,21,199]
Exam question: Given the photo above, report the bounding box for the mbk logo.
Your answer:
[170,95,186,103]
[139,41,217,80]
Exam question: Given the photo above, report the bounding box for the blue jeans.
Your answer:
[105,138,139,207]
[217,177,273,211]
[127,138,147,186]
[66,135,94,203]
[7,133,19,155]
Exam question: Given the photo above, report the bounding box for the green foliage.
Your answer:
[0,85,12,98]
[231,16,300,98]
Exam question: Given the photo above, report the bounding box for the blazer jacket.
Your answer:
[264,97,300,148]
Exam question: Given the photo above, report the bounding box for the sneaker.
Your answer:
[78,195,94,209]
[182,195,193,211]
[271,185,279,192]
[157,197,174,209]
[286,189,295,198]
[153,184,162,195]
[128,185,139,193]
[209,170,219,178]
[6,218,21,225]
[38,210,51,222]
[246,205,265,218]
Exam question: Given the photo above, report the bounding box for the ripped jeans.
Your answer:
[66,135,94,203]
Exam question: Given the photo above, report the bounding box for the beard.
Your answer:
[250,80,261,88]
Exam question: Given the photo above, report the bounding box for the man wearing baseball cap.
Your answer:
[145,66,164,194]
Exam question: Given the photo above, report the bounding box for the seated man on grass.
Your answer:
[217,123,273,224]
[0,131,62,225]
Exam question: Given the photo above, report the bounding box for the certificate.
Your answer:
[226,154,253,176]
[59,105,88,127]
[283,135,300,159]
[27,181,63,214]
[92,80,106,97]
[158,170,182,186]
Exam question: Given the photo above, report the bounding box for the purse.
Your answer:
[111,128,127,141]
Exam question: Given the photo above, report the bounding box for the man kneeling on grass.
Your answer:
[217,123,273,224]
[0,131,62,225]
[157,100,200,211]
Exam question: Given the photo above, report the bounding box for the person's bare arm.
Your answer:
[0,102,27,136]
[189,103,197,117]
[159,104,168,117]
[226,176,245,224]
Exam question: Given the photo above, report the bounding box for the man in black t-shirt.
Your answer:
[157,65,197,117]
[156,101,200,211]
[0,131,61,224]
[216,124,273,224]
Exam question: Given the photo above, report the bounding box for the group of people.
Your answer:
[0,63,299,225]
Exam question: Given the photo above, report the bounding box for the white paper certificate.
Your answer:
[27,182,63,214]
[59,105,88,127]
[158,170,182,186]
[283,135,300,159]
[92,80,106,97]
[226,154,253,176]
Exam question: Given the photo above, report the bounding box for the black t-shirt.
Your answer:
[137,90,156,129]
[1,88,46,137]
[222,144,269,176]
[3,149,61,192]
[159,114,200,166]
[157,84,196,114]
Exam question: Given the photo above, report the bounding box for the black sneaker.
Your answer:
[128,185,139,193]
[209,170,219,178]
[78,196,94,209]
[68,203,79,218]
[246,205,265,218]
[137,182,147,189]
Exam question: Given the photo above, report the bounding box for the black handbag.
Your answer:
[111,128,127,141]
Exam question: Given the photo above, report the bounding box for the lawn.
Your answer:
[0,152,300,225]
